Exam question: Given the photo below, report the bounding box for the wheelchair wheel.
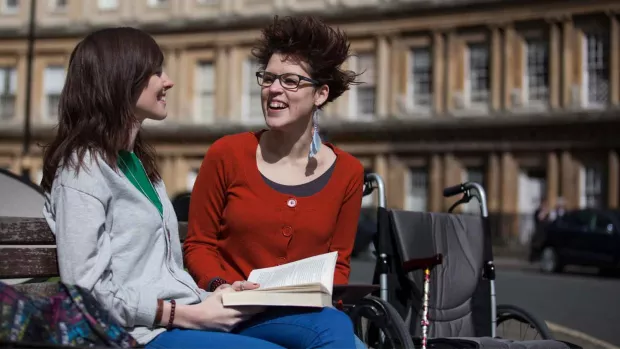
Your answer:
[348,295,414,349]
[496,304,554,340]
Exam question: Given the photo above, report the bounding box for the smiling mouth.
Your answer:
[157,93,166,103]
[268,101,288,111]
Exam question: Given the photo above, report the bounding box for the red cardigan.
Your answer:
[183,131,364,290]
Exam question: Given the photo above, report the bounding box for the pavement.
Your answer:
[350,253,620,349]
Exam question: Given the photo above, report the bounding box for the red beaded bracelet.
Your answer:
[167,300,176,330]
[208,278,228,292]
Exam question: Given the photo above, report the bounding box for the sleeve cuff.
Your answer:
[135,290,158,327]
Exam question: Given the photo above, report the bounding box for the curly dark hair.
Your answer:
[252,15,361,107]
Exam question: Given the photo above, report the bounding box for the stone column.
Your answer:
[486,153,501,213]
[428,154,443,212]
[560,151,576,209]
[503,25,515,109]
[216,46,230,120]
[500,152,518,242]
[376,36,390,119]
[432,31,445,114]
[561,17,574,108]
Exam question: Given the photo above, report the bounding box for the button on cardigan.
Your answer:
[183,131,365,289]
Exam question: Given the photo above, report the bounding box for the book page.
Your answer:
[247,252,337,294]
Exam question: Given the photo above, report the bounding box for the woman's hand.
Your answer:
[219,280,260,292]
[176,287,265,332]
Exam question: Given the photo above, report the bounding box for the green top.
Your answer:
[117,150,163,217]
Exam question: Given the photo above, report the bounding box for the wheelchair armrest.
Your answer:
[402,254,443,273]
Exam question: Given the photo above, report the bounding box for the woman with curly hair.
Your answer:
[184,14,366,349]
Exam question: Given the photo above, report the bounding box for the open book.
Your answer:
[222,251,338,308]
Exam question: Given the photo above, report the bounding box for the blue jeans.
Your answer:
[146,307,362,349]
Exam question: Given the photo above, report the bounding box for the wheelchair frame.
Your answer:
[355,172,553,348]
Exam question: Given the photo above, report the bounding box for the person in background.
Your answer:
[549,197,566,221]
[40,26,356,349]
[184,15,365,348]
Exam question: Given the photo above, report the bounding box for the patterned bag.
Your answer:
[0,281,138,348]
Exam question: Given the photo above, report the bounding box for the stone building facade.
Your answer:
[1,0,618,242]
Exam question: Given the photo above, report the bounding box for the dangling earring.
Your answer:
[309,108,322,158]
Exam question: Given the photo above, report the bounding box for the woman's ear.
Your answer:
[314,84,329,107]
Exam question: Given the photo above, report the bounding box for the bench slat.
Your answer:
[0,248,59,278]
[0,217,54,244]
[0,217,188,244]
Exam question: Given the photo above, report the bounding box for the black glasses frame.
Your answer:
[255,71,320,89]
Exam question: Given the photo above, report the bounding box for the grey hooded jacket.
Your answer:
[42,151,209,344]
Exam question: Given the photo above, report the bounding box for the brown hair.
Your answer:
[252,15,360,107]
[41,27,162,192]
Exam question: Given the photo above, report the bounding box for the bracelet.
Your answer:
[208,277,228,292]
[154,299,164,326]
[167,300,176,330]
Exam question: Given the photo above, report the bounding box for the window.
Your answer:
[525,40,549,104]
[49,0,67,10]
[2,0,19,14]
[43,66,65,121]
[97,0,118,10]
[243,58,263,122]
[406,167,428,212]
[583,32,609,106]
[580,164,603,209]
[411,48,432,108]
[354,53,376,118]
[194,62,215,123]
[147,0,168,7]
[467,43,489,105]
[0,66,17,120]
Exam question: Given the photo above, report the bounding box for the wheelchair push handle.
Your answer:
[443,184,465,198]
[443,181,489,218]
[363,172,386,209]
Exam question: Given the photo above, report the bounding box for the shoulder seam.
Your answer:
[58,183,106,206]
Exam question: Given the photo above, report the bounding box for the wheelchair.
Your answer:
[342,173,579,349]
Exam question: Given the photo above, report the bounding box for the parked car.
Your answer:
[529,208,620,275]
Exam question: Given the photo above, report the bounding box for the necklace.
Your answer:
[119,155,163,218]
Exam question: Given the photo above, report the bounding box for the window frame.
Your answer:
[581,30,609,108]
[409,46,433,113]
[0,65,17,121]
[193,61,216,124]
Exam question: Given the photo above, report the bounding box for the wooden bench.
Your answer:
[1,216,378,303]
[0,216,385,347]
[0,216,189,297]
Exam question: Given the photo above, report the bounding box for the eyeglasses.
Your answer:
[256,71,320,90]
